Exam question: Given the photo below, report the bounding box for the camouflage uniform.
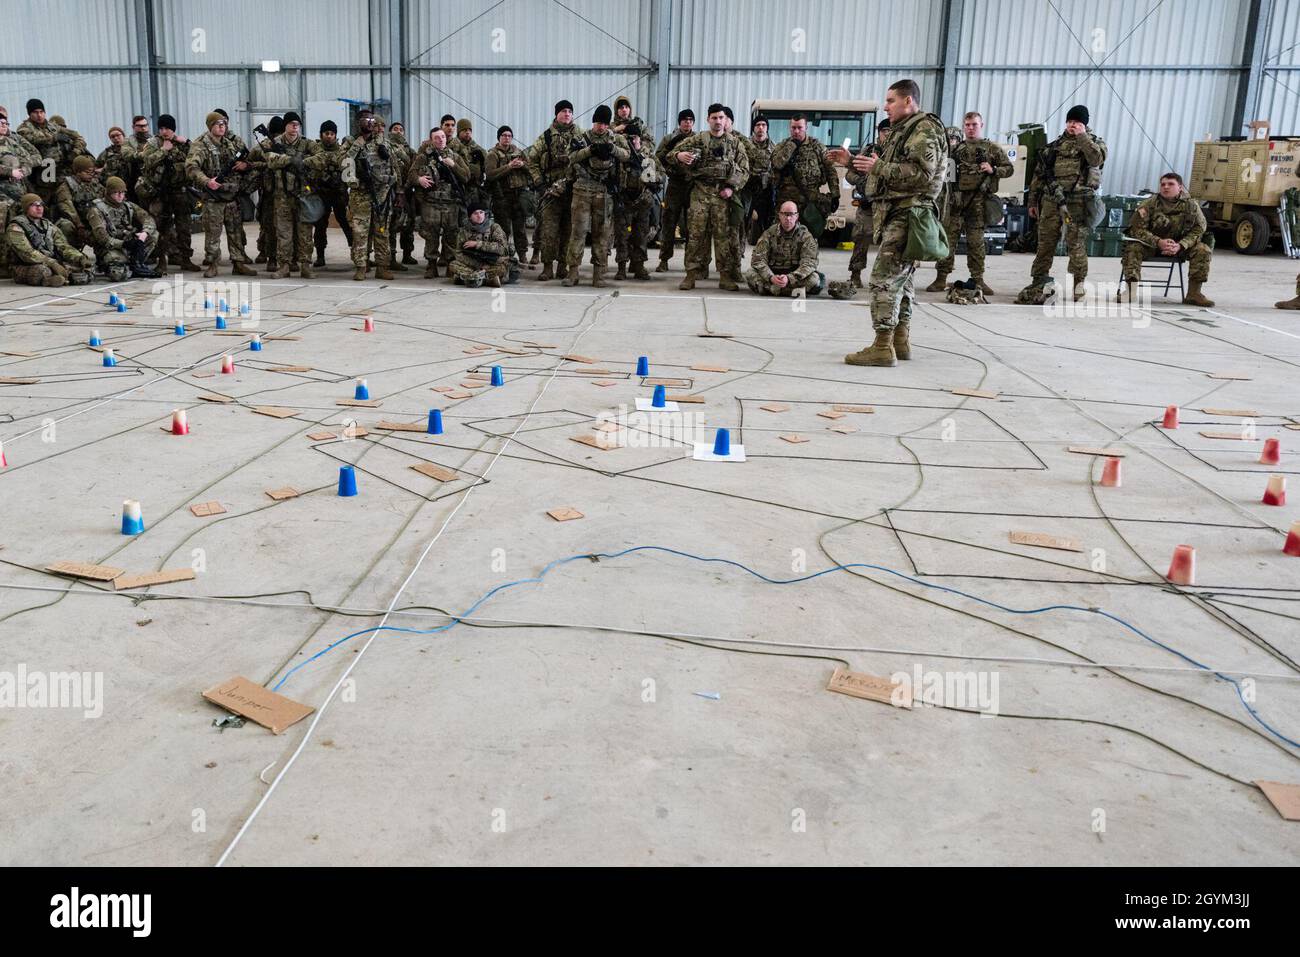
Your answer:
[527,118,583,278]
[49,119,91,179]
[138,135,195,270]
[386,131,415,268]
[96,142,139,198]
[741,135,775,248]
[408,142,469,276]
[861,110,947,344]
[7,210,94,286]
[935,138,1012,281]
[844,143,877,283]
[771,135,839,236]
[485,140,533,260]
[1123,188,1213,306]
[655,127,695,266]
[563,128,630,285]
[456,133,489,209]
[86,195,158,280]
[0,133,39,277]
[53,164,105,251]
[250,130,321,276]
[306,137,353,264]
[344,129,398,275]
[677,128,749,288]
[1028,128,1107,284]
[186,128,254,273]
[612,131,660,279]
[450,217,518,286]
[16,118,61,202]
[743,221,822,296]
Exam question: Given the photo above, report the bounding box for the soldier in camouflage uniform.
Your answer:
[450,200,519,287]
[48,115,91,180]
[612,120,660,281]
[1121,172,1215,307]
[186,111,257,278]
[408,127,469,279]
[655,108,695,271]
[1028,104,1106,300]
[96,126,139,199]
[455,119,489,210]
[253,115,284,268]
[485,125,533,262]
[6,193,94,286]
[17,100,62,204]
[831,80,947,368]
[378,122,413,270]
[674,104,749,290]
[744,201,824,296]
[845,118,891,288]
[0,112,39,278]
[527,100,582,281]
[741,116,775,250]
[307,119,353,267]
[250,111,321,278]
[344,111,398,281]
[771,113,840,239]
[561,105,629,287]
[85,176,159,280]
[927,111,1012,295]
[130,116,151,150]
[53,155,104,251]
[138,115,196,272]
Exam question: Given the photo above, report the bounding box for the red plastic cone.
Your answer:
[0,439,7,468]
[363,316,374,332]
[1161,406,1179,429]
[1263,475,1287,506]
[1284,521,1300,557]
[1259,437,1281,465]
[170,409,189,436]
[1166,544,1196,585]
[1100,457,1122,487]
[221,354,234,374]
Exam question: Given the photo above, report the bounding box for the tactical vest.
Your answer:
[873,112,947,205]
[0,138,28,200]
[488,145,531,193]
[315,144,347,191]
[421,148,462,203]
[63,175,102,218]
[1045,133,1105,192]
[953,140,996,193]
[692,132,743,186]
[92,198,135,237]
[573,132,620,185]
[352,136,396,196]
[541,124,579,180]
[15,215,57,255]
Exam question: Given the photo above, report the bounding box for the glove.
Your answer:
[290,154,307,175]
[592,142,613,160]
[544,181,568,199]
[46,259,69,279]
[376,145,390,162]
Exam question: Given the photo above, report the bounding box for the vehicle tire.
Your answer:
[1233,211,1271,254]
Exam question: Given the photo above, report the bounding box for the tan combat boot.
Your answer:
[614,263,627,281]
[592,267,609,288]
[272,264,290,279]
[298,263,315,279]
[850,269,863,289]
[353,266,366,281]
[562,267,581,287]
[233,262,257,277]
[977,279,994,296]
[719,273,740,292]
[893,323,911,360]
[203,262,218,279]
[424,262,438,279]
[925,274,948,293]
[538,263,553,281]
[845,329,897,367]
[1277,294,1300,310]
[1183,281,1214,307]
[1073,279,1087,301]
[376,267,395,280]
[678,273,696,291]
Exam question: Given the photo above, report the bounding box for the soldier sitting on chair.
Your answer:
[1121,172,1214,307]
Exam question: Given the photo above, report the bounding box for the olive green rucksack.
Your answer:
[903,204,950,262]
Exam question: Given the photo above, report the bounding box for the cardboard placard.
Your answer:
[546,506,584,522]
[307,430,337,440]
[202,676,313,734]
[265,486,301,500]
[268,365,313,373]
[410,462,459,482]
[590,379,618,387]
[337,399,381,408]
[562,354,597,364]
[282,311,311,318]
[690,364,729,373]
[252,406,299,418]
[779,433,810,444]
[444,390,472,399]
[667,394,705,404]
[569,368,613,375]
[459,381,487,390]
[113,568,196,590]
[1199,431,1249,440]
[1201,408,1258,418]
[1255,780,1300,821]
[952,388,999,399]
[45,560,125,582]
[431,385,455,393]
[465,373,491,381]
[375,420,428,432]
[643,377,690,387]
[189,501,226,517]
[828,424,858,434]
[833,404,875,414]
[760,402,790,413]
[818,409,846,420]
[1009,531,1083,553]
[263,335,301,341]
[0,350,38,357]
[826,667,912,708]
[0,376,40,384]
[192,371,215,379]
[198,393,235,403]
[570,434,617,451]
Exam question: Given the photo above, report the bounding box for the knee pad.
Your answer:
[107,264,130,282]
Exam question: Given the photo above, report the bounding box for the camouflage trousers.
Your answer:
[274,192,313,268]
[149,192,194,266]
[0,198,13,274]
[348,191,390,269]
[450,255,517,286]
[537,183,573,266]
[567,182,611,271]
[744,182,774,247]
[937,190,986,278]
[419,200,460,266]
[96,234,158,274]
[613,190,653,267]
[55,220,94,253]
[743,268,823,296]
[848,204,872,272]
[1031,196,1088,281]
[257,189,276,260]
[658,177,691,263]
[684,188,741,279]
[492,190,530,260]
[390,193,415,260]
[12,261,92,286]
[1121,241,1212,283]
[868,207,918,331]
[200,198,249,265]
[313,189,353,257]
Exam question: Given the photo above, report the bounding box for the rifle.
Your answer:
[187,145,249,200]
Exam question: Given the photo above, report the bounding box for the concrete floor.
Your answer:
[2,228,1298,866]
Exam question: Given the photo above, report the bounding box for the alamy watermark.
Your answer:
[0,664,103,718]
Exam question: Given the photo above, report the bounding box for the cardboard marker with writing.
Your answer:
[826,667,912,709]
[202,676,313,734]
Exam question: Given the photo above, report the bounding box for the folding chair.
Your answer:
[1118,247,1185,300]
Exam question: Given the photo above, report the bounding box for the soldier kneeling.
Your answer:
[6,193,94,286]
[744,201,824,296]
[1121,172,1214,307]
[450,201,520,288]
[86,176,159,281]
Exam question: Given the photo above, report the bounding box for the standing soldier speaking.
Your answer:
[1024,104,1106,301]
[186,111,256,278]
[674,104,749,291]
[926,111,1012,295]
[829,79,947,368]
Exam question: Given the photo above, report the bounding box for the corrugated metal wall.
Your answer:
[2,0,1297,195]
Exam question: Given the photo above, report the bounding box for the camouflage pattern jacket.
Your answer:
[344,132,398,203]
[185,131,251,201]
[676,130,750,194]
[54,174,105,227]
[742,137,775,192]
[95,143,139,188]
[408,144,469,204]
[527,121,583,187]
[0,133,37,201]
[138,136,191,200]
[250,132,321,198]
[454,220,509,267]
[86,197,157,249]
[455,137,488,191]
[7,213,91,267]
[568,129,630,188]
[950,137,1013,195]
[749,222,819,282]
[655,128,696,187]
[1129,189,1206,250]
[306,140,350,194]
[771,136,838,205]
[869,111,948,210]
[485,142,534,201]
[1029,128,1106,206]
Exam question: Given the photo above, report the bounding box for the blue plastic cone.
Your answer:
[219,299,228,312]
[102,349,117,367]
[108,293,118,306]
[712,428,731,457]
[250,335,262,352]
[652,384,667,408]
[120,499,145,535]
[490,365,504,387]
[354,379,370,400]
[636,355,649,376]
[174,320,185,335]
[240,303,251,315]
[427,409,444,434]
[88,330,101,347]
[203,297,213,310]
[338,465,358,497]
[116,302,127,313]
[215,314,227,330]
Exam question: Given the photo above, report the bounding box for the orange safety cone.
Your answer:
[1166,544,1196,585]
[1284,520,1300,557]
[1259,437,1281,465]
[1100,457,1122,487]
[170,409,189,435]
[1263,475,1287,506]
[1161,406,1179,429]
